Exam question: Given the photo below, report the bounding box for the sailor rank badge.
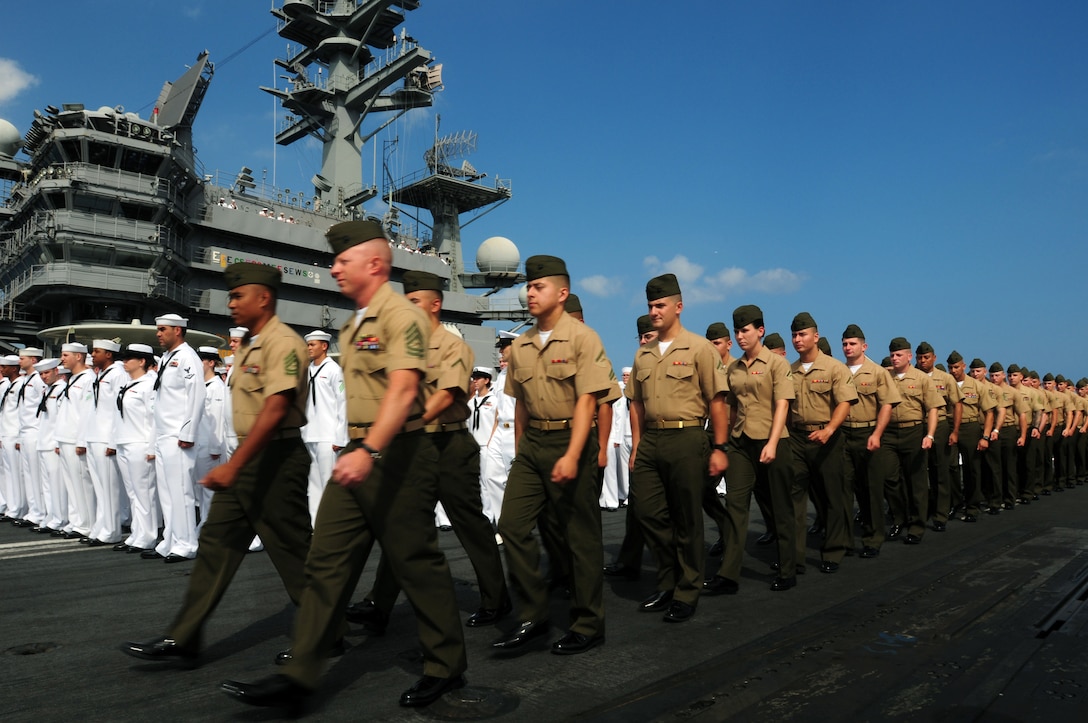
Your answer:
[356,335,381,351]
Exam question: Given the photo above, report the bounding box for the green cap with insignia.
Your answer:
[817,337,832,355]
[224,262,280,290]
[935,363,947,372]
[790,311,817,333]
[732,304,763,330]
[990,362,1004,373]
[645,273,681,301]
[1056,374,1067,384]
[1043,372,1054,382]
[1028,370,1040,380]
[637,314,653,336]
[705,322,730,341]
[889,337,911,352]
[947,350,963,365]
[325,220,387,255]
[525,255,568,282]
[1007,363,1021,374]
[842,324,865,341]
[401,270,443,294]
[881,356,893,367]
[765,332,785,350]
[970,358,986,370]
[564,293,583,313]
[915,341,934,355]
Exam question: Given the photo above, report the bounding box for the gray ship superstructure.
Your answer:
[0,0,526,361]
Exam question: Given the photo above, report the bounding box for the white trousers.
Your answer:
[58,443,93,535]
[481,429,514,525]
[20,436,45,524]
[117,442,158,549]
[305,441,337,527]
[87,442,124,543]
[1,436,25,519]
[154,437,198,558]
[39,446,66,530]
[599,437,632,509]
[193,444,219,538]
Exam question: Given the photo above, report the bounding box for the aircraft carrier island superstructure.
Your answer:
[0,0,526,362]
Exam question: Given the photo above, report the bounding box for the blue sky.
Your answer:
[2,2,1085,375]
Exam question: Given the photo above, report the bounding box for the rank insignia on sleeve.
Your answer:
[405,322,425,359]
[285,350,299,377]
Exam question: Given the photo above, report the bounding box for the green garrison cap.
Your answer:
[401,270,443,294]
[1056,374,1067,384]
[525,255,568,282]
[1028,370,1040,380]
[645,273,681,301]
[889,337,911,353]
[1078,377,1088,388]
[325,220,387,255]
[842,324,865,340]
[1007,363,1021,374]
[970,358,986,370]
[990,362,1004,374]
[881,356,893,367]
[732,304,763,330]
[564,293,583,314]
[817,337,832,355]
[947,350,963,365]
[764,332,785,350]
[705,322,730,341]
[935,363,947,372]
[791,311,817,332]
[224,262,280,290]
[916,341,934,356]
[1043,372,1054,382]
[637,314,653,336]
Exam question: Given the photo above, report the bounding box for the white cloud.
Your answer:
[0,59,38,106]
[579,274,622,297]
[642,254,804,304]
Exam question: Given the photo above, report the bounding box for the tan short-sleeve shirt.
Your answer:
[424,324,473,425]
[339,282,429,425]
[789,352,858,425]
[625,326,727,423]
[846,356,901,424]
[504,311,613,419]
[726,345,796,440]
[957,375,996,423]
[926,368,962,421]
[889,367,945,424]
[229,314,308,439]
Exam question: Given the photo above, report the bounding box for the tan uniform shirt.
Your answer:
[845,356,901,424]
[957,375,996,424]
[424,325,473,425]
[925,368,962,421]
[230,314,308,440]
[1044,389,1065,426]
[789,352,858,425]
[726,345,795,440]
[504,311,613,419]
[626,327,727,422]
[889,367,944,424]
[994,383,1025,427]
[339,282,429,425]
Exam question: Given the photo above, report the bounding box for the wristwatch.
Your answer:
[360,442,382,460]
[712,442,729,453]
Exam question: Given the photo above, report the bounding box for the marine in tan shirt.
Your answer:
[913,342,962,530]
[947,351,995,521]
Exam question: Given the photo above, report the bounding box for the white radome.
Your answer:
[476,236,520,273]
[518,284,528,309]
[0,118,21,158]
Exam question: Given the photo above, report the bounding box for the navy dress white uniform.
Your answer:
[195,346,227,538]
[0,357,13,518]
[483,331,518,527]
[468,367,499,522]
[55,344,96,538]
[300,330,348,525]
[113,344,160,552]
[33,359,66,532]
[17,347,48,527]
[152,313,206,561]
[84,341,126,545]
[600,368,632,510]
[0,356,27,522]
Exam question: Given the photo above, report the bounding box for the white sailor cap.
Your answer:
[58,366,71,375]
[214,365,228,375]
[305,330,332,343]
[155,313,188,328]
[470,366,493,378]
[1,354,22,365]
[124,343,155,355]
[61,342,88,354]
[622,366,632,374]
[20,347,44,357]
[92,339,121,353]
[33,358,60,372]
[197,346,221,360]
[224,355,234,365]
[228,326,249,338]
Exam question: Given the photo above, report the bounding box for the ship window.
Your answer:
[120,149,161,175]
[44,191,66,210]
[59,140,83,163]
[71,193,113,214]
[118,202,155,222]
[87,142,118,168]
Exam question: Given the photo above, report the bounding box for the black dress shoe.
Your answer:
[662,601,695,623]
[221,674,310,711]
[859,546,880,558]
[819,561,839,574]
[121,637,198,667]
[112,543,130,552]
[1018,498,1031,505]
[551,630,605,654]
[164,553,192,563]
[707,538,724,557]
[1042,490,1051,496]
[344,599,388,635]
[770,576,796,592]
[638,590,673,612]
[466,596,513,627]
[1031,494,1040,501]
[987,507,1001,515]
[702,575,739,595]
[79,536,91,544]
[963,514,978,523]
[491,620,549,650]
[1002,503,1014,510]
[12,519,35,528]
[887,525,902,541]
[50,529,67,537]
[399,674,466,707]
[904,534,922,545]
[602,562,640,581]
[756,532,777,546]
[63,530,83,539]
[140,549,164,559]
[127,546,151,554]
[86,538,109,547]
[275,638,346,665]
[931,521,947,532]
[770,562,806,575]
[807,523,825,536]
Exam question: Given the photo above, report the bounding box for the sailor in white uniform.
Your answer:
[83,339,126,545]
[468,366,498,520]
[482,331,518,530]
[300,330,347,525]
[1,354,27,524]
[149,313,205,562]
[0,356,23,521]
[32,358,65,533]
[55,343,96,539]
[600,367,632,510]
[195,346,227,537]
[111,344,159,553]
[16,347,48,528]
